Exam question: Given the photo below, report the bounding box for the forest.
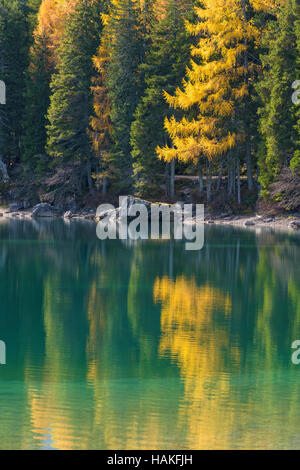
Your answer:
[0,0,299,213]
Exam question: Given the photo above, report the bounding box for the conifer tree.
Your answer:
[35,0,79,68]
[46,0,105,191]
[291,0,300,171]
[26,0,43,39]
[102,0,148,189]
[156,0,273,201]
[257,0,299,195]
[22,30,51,170]
[90,42,113,194]
[0,0,28,165]
[22,0,79,171]
[130,0,193,197]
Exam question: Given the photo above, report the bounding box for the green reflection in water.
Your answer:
[0,218,300,449]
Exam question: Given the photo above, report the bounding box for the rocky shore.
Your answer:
[1,198,300,232]
[203,212,300,230]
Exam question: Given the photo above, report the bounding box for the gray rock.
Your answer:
[63,211,73,219]
[96,207,116,221]
[125,196,152,218]
[9,202,24,212]
[31,203,57,218]
[97,197,187,224]
[244,220,255,226]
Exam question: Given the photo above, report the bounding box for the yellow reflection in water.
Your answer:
[154,275,238,449]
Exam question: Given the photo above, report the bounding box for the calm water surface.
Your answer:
[0,218,300,449]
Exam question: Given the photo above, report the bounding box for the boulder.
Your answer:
[96,197,152,222]
[124,196,152,219]
[96,207,114,220]
[63,211,73,219]
[290,220,300,229]
[244,220,255,226]
[9,202,23,212]
[31,203,57,218]
[96,197,187,224]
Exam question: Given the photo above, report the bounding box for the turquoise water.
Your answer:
[0,218,300,449]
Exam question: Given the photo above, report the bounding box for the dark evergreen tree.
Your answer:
[0,0,28,166]
[104,0,147,190]
[26,0,43,38]
[257,0,299,195]
[291,0,300,170]
[46,0,105,191]
[130,0,193,197]
[22,30,51,171]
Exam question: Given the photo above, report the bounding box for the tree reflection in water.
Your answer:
[0,219,299,449]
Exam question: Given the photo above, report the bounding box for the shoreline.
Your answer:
[204,214,300,232]
[1,204,300,233]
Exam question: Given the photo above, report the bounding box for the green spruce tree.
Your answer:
[130,0,193,197]
[22,30,51,172]
[0,0,28,166]
[103,0,147,190]
[291,0,300,170]
[257,0,299,195]
[26,0,42,38]
[46,0,105,191]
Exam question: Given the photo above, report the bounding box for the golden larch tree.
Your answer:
[156,0,278,200]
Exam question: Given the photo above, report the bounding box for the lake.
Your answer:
[0,218,300,450]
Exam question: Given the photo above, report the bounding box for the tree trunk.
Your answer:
[206,160,212,202]
[236,157,241,205]
[102,176,107,196]
[170,158,175,199]
[217,162,222,190]
[257,164,262,197]
[233,163,236,196]
[246,139,253,190]
[198,158,204,193]
[241,0,253,192]
[227,154,233,196]
[86,158,92,190]
[165,163,169,197]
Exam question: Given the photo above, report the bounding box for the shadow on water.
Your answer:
[0,218,300,449]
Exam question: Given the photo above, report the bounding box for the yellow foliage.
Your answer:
[156,0,270,164]
[90,43,112,159]
[34,0,79,68]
